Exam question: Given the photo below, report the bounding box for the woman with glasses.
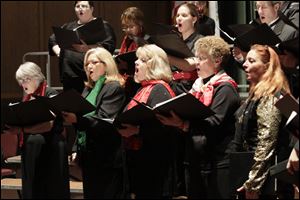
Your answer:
[117,7,148,104]
[7,62,70,198]
[48,1,116,94]
[62,47,126,199]
[157,36,240,199]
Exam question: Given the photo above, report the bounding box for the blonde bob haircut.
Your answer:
[84,47,125,88]
[16,61,45,85]
[136,44,173,83]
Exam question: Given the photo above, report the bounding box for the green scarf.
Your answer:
[77,75,106,149]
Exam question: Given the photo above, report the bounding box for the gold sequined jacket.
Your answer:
[234,95,282,193]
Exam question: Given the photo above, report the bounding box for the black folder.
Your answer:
[115,93,214,126]
[4,89,95,127]
[52,26,81,49]
[148,34,194,58]
[35,89,96,116]
[269,159,299,186]
[276,37,299,55]
[53,17,105,49]
[275,93,299,129]
[229,151,255,196]
[226,23,282,52]
[115,51,137,75]
[229,151,275,196]
[4,100,56,127]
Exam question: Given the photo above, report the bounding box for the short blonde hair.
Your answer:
[84,47,125,88]
[16,62,45,84]
[136,44,173,83]
[195,36,231,68]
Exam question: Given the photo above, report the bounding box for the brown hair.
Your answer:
[121,7,144,27]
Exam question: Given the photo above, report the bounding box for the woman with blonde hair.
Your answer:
[63,47,126,198]
[117,44,176,198]
[231,44,291,199]
[157,36,240,199]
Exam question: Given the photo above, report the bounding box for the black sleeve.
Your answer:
[190,83,239,132]
[48,33,57,56]
[48,22,69,56]
[75,82,125,131]
[97,21,116,54]
[147,84,174,107]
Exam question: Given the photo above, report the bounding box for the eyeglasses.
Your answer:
[85,60,104,67]
[18,77,32,84]
[122,24,137,32]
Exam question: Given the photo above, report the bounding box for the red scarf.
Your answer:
[119,35,139,54]
[124,80,175,150]
[127,80,175,109]
[19,81,47,147]
[191,72,237,106]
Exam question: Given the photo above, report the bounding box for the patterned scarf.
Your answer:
[77,75,106,149]
[191,70,237,106]
[124,80,175,150]
[20,81,47,147]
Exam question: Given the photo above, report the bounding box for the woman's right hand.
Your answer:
[232,46,246,63]
[52,45,61,57]
[69,152,77,166]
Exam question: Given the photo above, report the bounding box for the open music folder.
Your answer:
[52,17,105,49]
[4,89,95,126]
[115,93,214,126]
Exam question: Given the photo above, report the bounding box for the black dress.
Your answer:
[21,87,70,199]
[185,76,240,199]
[48,17,116,93]
[74,81,126,199]
[124,84,177,199]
